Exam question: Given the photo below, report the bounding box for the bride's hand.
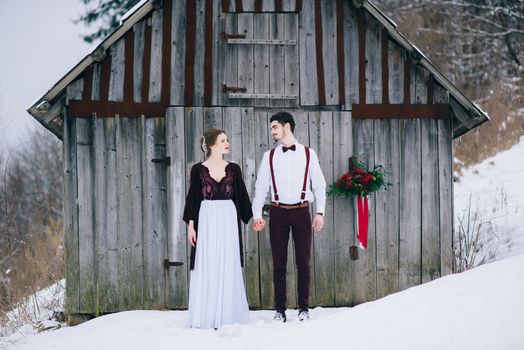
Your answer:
[188,226,197,247]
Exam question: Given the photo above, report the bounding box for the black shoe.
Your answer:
[297,309,310,321]
[273,311,287,323]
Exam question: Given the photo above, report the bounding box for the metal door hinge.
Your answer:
[164,259,184,269]
[151,156,171,166]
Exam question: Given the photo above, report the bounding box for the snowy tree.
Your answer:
[76,0,140,43]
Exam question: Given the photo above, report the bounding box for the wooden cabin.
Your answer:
[28,0,488,318]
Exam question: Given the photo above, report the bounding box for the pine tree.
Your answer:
[75,0,141,43]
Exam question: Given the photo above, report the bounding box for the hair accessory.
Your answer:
[201,137,208,154]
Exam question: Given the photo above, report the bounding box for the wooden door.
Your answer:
[220,13,299,107]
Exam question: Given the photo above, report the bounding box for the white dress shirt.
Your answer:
[252,142,327,219]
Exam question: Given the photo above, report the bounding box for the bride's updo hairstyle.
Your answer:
[201,128,226,158]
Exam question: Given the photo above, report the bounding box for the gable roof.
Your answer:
[28,0,488,139]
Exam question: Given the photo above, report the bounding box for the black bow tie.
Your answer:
[282,145,296,153]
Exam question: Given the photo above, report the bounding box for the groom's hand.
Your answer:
[253,218,266,231]
[312,214,324,232]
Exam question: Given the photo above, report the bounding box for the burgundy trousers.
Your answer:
[269,205,312,312]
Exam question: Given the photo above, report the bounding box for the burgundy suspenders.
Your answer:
[269,146,311,204]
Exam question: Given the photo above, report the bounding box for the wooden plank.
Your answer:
[320,0,338,105]
[66,78,84,104]
[261,0,274,11]
[388,40,404,105]
[283,13,299,108]
[62,106,80,314]
[203,107,223,130]
[193,0,206,105]
[142,19,152,103]
[343,0,359,108]
[108,39,125,102]
[238,107,260,308]
[253,13,270,108]
[116,116,144,309]
[149,8,163,102]
[219,13,238,106]
[237,13,254,108]
[141,116,167,308]
[365,12,382,104]
[170,0,187,105]
[412,65,441,284]
[435,84,453,276]
[333,111,354,306]
[299,0,318,106]
[184,0,197,106]
[166,107,188,309]
[93,117,119,313]
[254,111,274,309]
[91,63,101,101]
[314,0,325,105]
[76,117,96,313]
[399,117,422,290]
[124,31,135,103]
[374,118,400,299]
[269,13,285,108]
[133,21,146,102]
[352,119,377,303]
[421,116,440,283]
[203,0,217,106]
[161,0,172,105]
[308,111,334,306]
[358,9,365,104]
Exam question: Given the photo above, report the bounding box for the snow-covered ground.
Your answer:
[2,255,523,350]
[454,135,524,261]
[2,137,523,350]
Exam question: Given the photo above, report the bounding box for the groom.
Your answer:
[252,111,326,322]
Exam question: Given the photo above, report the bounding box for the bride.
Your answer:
[183,128,253,329]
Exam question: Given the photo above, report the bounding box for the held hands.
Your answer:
[188,225,197,247]
[252,218,266,231]
[312,214,324,232]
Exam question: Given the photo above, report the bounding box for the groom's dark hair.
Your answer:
[270,111,296,133]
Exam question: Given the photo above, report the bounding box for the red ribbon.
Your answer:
[357,195,369,249]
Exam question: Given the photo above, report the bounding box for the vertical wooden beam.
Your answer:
[184,0,197,106]
[314,0,326,105]
[336,0,345,106]
[295,0,302,12]
[427,73,434,104]
[161,0,173,105]
[100,55,112,102]
[82,66,93,101]
[124,31,135,103]
[358,8,366,105]
[203,0,214,106]
[235,0,243,12]
[255,0,262,12]
[275,0,283,12]
[381,28,389,104]
[222,0,229,13]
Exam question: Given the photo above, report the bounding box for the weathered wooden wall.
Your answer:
[63,0,454,314]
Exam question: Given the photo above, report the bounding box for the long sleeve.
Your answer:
[309,149,327,214]
[183,164,200,224]
[252,151,271,219]
[233,163,253,224]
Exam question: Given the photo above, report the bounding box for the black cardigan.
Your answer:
[182,162,253,270]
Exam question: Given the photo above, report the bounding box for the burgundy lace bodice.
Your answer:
[199,163,234,200]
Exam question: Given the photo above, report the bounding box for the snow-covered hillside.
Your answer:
[454,135,524,261]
